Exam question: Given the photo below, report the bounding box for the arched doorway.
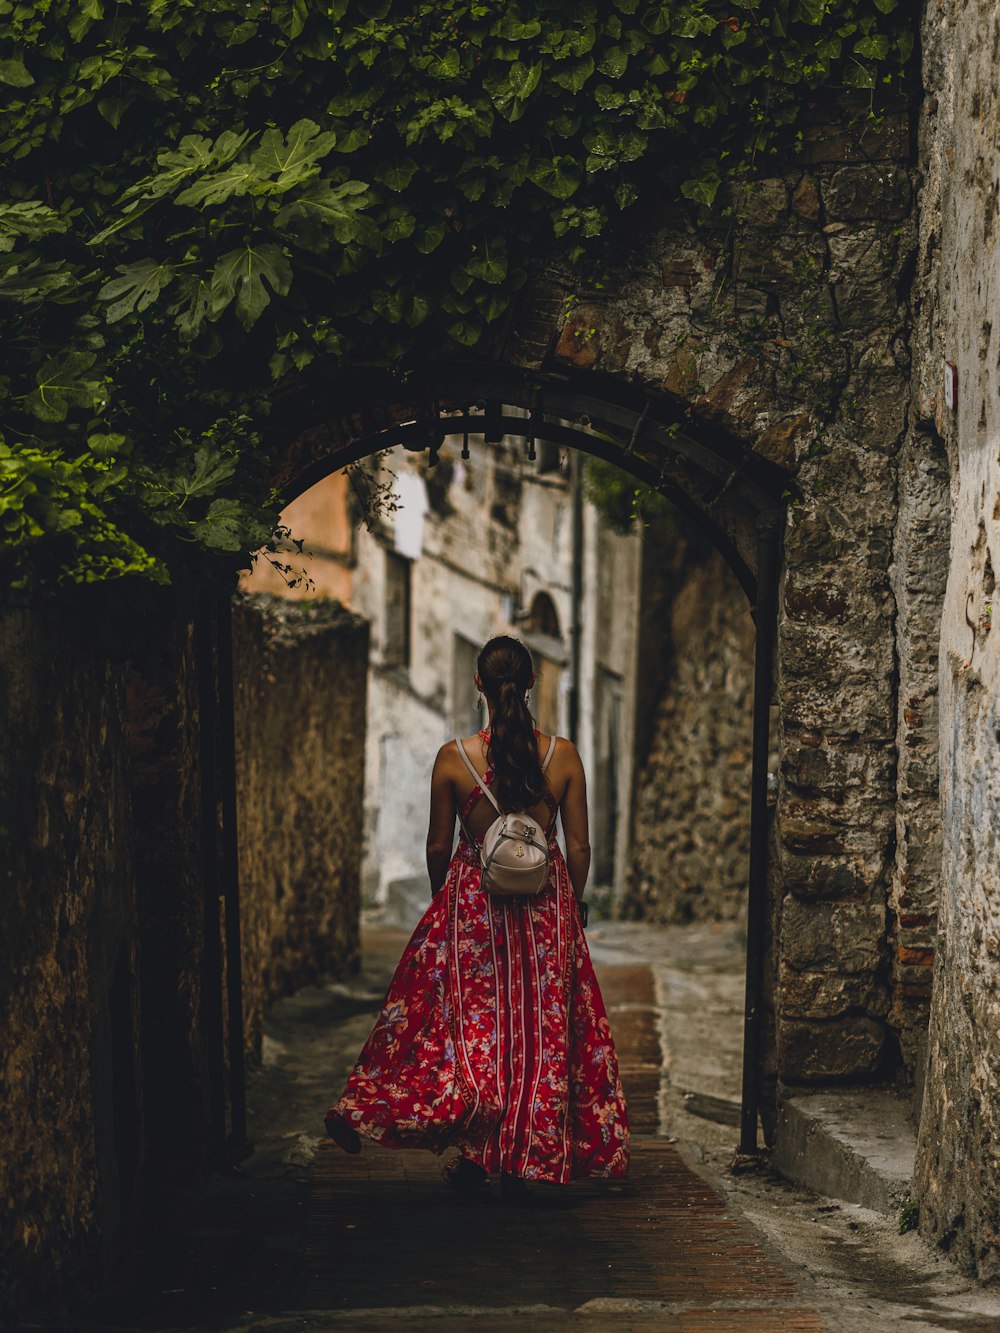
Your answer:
[522,591,564,738]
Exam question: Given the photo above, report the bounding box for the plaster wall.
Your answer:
[244,470,354,603]
[353,443,643,914]
[579,504,644,894]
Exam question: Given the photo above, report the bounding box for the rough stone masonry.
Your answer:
[552,98,921,1089]
[912,0,1000,1279]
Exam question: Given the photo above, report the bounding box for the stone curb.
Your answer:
[773,1087,916,1218]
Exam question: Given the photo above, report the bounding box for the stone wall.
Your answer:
[625,538,755,924]
[552,101,918,1084]
[912,0,1000,1278]
[889,425,949,1091]
[0,602,141,1312]
[233,594,368,1062]
[0,590,369,1315]
[124,608,215,1178]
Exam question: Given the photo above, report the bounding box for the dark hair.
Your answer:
[478,635,547,812]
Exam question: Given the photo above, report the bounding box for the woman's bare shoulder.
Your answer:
[438,735,487,766]
[541,734,583,770]
[544,733,580,755]
[433,739,461,769]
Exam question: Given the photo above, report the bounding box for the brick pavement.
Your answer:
[298,951,829,1332]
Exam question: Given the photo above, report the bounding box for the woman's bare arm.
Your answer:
[425,745,457,895]
[558,742,591,901]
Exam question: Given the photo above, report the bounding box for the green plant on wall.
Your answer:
[0,0,915,591]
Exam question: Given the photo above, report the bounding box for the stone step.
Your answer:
[773,1087,917,1217]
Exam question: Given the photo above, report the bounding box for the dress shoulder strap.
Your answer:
[454,738,501,814]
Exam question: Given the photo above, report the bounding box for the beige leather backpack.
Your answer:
[455,734,557,896]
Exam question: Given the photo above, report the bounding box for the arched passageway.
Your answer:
[3,98,944,1308]
[237,359,791,1156]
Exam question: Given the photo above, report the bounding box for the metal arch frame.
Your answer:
[278,360,792,494]
[286,412,761,602]
[262,365,789,1157]
[279,364,795,603]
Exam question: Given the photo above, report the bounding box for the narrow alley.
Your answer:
[78,921,1000,1333]
[14,5,1000,1329]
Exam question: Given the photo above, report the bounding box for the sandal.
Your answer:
[324,1111,362,1154]
[444,1155,489,1196]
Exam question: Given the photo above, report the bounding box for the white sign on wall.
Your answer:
[393,470,430,561]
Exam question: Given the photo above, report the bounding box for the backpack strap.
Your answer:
[541,734,557,773]
[455,738,501,815]
[541,735,559,835]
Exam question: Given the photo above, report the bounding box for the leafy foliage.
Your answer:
[0,0,914,590]
[584,456,678,535]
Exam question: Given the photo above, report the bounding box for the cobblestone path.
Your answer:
[296,954,829,1332]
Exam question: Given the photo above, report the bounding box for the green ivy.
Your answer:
[0,0,914,590]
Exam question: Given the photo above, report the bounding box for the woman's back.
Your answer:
[454,730,562,843]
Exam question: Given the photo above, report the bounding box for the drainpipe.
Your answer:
[567,450,584,745]
[739,509,783,1158]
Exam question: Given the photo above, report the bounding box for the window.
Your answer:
[528,592,561,638]
[384,551,412,668]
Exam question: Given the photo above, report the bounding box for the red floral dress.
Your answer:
[325,757,630,1183]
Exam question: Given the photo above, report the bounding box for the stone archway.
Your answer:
[252,105,922,1137]
[255,361,784,1153]
[271,361,784,602]
[0,98,934,1304]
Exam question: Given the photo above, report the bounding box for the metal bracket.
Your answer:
[483,400,503,444]
[624,399,651,457]
[707,457,748,508]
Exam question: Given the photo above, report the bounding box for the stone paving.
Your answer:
[74,919,1000,1333]
[293,941,830,1332]
[301,1140,827,1331]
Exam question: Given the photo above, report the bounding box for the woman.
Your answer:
[324,634,629,1200]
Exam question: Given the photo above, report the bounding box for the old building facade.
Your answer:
[246,436,646,917]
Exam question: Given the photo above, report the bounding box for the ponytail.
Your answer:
[477,635,547,812]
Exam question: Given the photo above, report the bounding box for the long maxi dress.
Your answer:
[325,741,630,1183]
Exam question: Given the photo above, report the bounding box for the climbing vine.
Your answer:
[0,0,914,590]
